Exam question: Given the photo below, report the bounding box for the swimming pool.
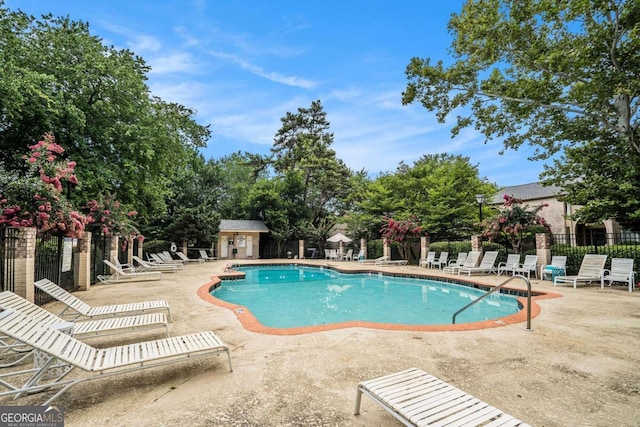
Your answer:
[210,265,521,329]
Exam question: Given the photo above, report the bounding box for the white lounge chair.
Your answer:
[497,254,521,276]
[0,292,169,367]
[443,251,480,274]
[375,258,409,266]
[359,256,388,264]
[459,251,499,276]
[199,249,218,262]
[355,368,530,426]
[601,258,635,292]
[34,279,172,322]
[512,254,539,279]
[149,253,183,265]
[540,256,567,281]
[554,254,608,289]
[176,251,205,263]
[447,252,468,269]
[418,252,435,268]
[98,260,162,284]
[341,249,354,261]
[0,308,231,405]
[133,255,181,272]
[431,252,449,270]
[113,256,136,273]
[162,251,186,264]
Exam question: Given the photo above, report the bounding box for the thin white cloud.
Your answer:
[207,50,317,89]
[147,52,200,74]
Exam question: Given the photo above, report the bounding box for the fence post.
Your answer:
[536,233,551,275]
[471,235,483,253]
[106,236,119,273]
[360,238,367,260]
[383,238,390,258]
[13,227,37,302]
[420,235,430,267]
[75,232,92,291]
[298,239,305,259]
[138,237,144,260]
[126,236,134,265]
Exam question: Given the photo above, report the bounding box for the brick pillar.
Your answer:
[383,238,390,258]
[420,235,430,267]
[471,235,483,253]
[299,239,305,259]
[137,237,144,260]
[126,236,134,265]
[360,238,367,260]
[107,236,118,273]
[75,232,92,291]
[181,241,188,256]
[536,233,551,276]
[12,227,37,302]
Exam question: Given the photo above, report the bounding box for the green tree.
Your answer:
[356,154,495,239]
[402,0,640,231]
[271,100,352,224]
[164,205,221,248]
[0,6,210,222]
[148,154,222,246]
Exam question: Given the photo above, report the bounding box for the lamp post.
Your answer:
[476,194,485,222]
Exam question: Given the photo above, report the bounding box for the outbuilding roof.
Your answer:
[491,182,564,204]
[219,220,269,233]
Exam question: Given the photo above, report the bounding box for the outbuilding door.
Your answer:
[246,235,253,257]
[220,235,229,257]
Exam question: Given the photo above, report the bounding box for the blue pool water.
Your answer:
[211,265,521,328]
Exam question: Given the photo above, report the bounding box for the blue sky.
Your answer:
[6,0,547,186]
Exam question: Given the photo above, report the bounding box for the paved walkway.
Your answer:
[10,259,640,426]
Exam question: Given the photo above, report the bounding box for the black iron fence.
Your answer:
[91,234,109,285]
[34,234,75,305]
[429,237,476,265]
[0,227,18,293]
[550,233,640,276]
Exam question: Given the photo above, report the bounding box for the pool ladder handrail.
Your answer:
[452,274,532,330]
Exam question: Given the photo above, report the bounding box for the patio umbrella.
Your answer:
[327,233,352,258]
[327,232,352,243]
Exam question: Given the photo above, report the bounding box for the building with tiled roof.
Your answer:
[491,182,624,239]
[217,219,269,259]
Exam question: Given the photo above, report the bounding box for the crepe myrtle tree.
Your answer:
[482,195,550,253]
[380,216,424,261]
[0,133,87,238]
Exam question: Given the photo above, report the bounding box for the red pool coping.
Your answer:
[197,264,562,335]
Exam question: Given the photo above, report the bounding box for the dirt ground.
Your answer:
[6,259,640,426]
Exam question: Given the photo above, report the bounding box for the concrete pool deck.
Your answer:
[12,259,640,426]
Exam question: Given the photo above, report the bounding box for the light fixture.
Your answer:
[476,194,485,222]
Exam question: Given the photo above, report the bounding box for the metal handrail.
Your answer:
[452,275,532,330]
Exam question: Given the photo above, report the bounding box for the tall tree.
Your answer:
[0,6,210,222]
[271,100,351,224]
[402,0,640,231]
